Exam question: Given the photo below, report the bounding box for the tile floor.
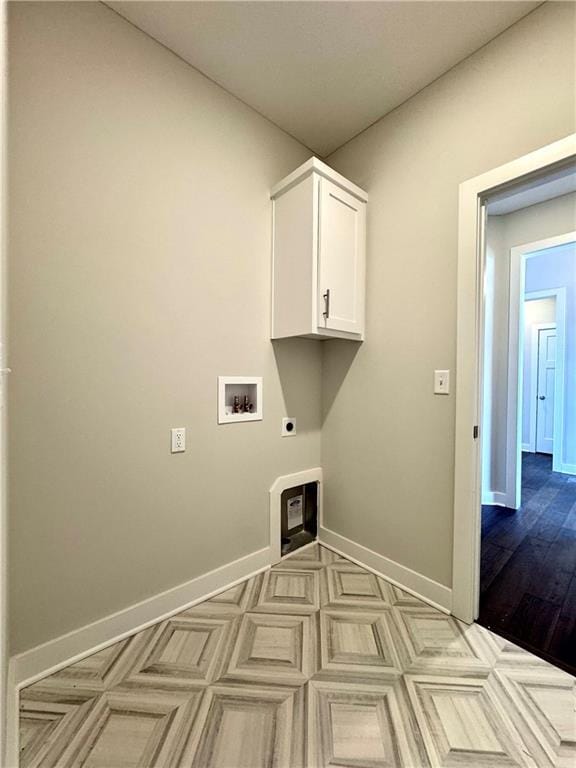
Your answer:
[19,544,576,767]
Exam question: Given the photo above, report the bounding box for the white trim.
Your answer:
[509,234,572,499]
[279,539,318,560]
[526,289,568,471]
[482,491,510,507]
[5,667,16,768]
[319,526,452,614]
[6,545,271,764]
[269,468,323,565]
[521,443,531,453]
[10,545,271,691]
[271,156,368,202]
[0,0,7,760]
[528,321,556,455]
[559,462,576,476]
[527,323,540,454]
[452,133,576,624]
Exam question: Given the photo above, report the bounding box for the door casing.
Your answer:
[505,238,572,509]
[452,134,576,624]
[535,326,557,454]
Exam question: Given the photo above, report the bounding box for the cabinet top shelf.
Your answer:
[271,156,368,203]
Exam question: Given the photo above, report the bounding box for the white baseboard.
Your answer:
[521,443,531,453]
[319,526,452,614]
[5,665,18,768]
[481,490,510,507]
[558,462,576,476]
[10,545,271,691]
[6,545,272,766]
[279,539,318,562]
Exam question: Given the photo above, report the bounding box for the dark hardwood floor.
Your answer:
[479,452,576,676]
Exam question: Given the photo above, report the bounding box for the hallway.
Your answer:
[480,453,576,675]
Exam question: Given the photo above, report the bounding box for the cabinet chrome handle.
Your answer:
[539,395,546,400]
[323,289,330,319]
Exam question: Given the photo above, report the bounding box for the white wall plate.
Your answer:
[281,417,296,436]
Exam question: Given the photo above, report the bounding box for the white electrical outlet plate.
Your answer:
[434,370,450,395]
[282,417,297,437]
[171,427,186,453]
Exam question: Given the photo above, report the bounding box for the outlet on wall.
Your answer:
[282,417,297,437]
[171,427,186,453]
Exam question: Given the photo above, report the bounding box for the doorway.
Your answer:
[509,235,573,493]
[478,230,576,673]
[452,135,576,675]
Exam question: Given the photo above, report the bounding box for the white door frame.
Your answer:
[530,322,557,454]
[0,0,8,759]
[507,232,573,509]
[524,289,568,469]
[452,134,576,624]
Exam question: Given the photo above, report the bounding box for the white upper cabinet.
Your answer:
[271,157,367,341]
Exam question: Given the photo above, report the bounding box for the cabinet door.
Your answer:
[317,178,365,335]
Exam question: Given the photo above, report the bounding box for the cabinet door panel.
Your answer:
[318,178,365,335]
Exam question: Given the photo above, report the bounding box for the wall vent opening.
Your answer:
[280,482,318,557]
[269,468,322,565]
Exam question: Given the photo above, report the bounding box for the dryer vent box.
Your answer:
[280,482,317,557]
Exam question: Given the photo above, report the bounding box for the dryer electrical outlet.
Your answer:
[281,417,297,436]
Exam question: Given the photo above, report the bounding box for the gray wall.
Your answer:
[482,194,576,500]
[322,2,576,588]
[8,2,318,654]
[9,0,576,654]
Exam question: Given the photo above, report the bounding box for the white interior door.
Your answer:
[536,327,556,454]
[318,178,365,334]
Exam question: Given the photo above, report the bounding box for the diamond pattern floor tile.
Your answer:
[307,679,427,768]
[122,615,240,690]
[252,568,321,615]
[19,543,576,767]
[323,563,393,610]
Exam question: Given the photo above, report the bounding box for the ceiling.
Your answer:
[486,165,576,216]
[107,1,541,157]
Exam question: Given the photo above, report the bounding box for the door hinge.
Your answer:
[473,425,479,439]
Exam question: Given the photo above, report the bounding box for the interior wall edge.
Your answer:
[101,1,319,159]
[318,0,575,599]
[482,491,511,508]
[318,526,452,614]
